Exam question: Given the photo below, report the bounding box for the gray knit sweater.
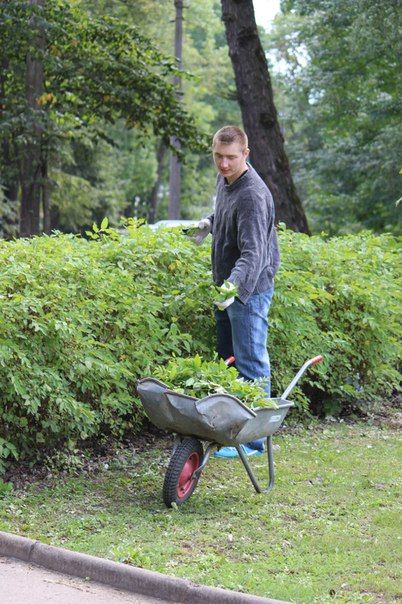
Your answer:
[208,164,280,304]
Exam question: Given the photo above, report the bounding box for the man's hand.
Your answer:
[215,297,235,311]
[214,280,237,311]
[193,218,211,245]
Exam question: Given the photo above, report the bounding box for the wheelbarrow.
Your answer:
[136,355,323,507]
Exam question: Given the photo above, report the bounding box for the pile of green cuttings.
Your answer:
[154,355,277,409]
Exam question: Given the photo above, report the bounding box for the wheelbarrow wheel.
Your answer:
[163,437,204,507]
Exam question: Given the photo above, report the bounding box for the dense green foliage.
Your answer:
[153,355,275,408]
[0,222,215,471]
[0,226,400,471]
[269,0,401,233]
[0,0,208,236]
[271,228,401,415]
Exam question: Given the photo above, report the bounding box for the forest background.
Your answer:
[1,0,400,239]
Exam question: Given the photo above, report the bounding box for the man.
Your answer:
[196,125,280,458]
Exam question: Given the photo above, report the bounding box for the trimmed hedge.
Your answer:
[270,229,400,415]
[0,223,400,470]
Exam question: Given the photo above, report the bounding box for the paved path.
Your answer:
[1,556,166,604]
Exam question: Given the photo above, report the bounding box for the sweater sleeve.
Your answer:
[228,194,272,303]
[206,212,214,228]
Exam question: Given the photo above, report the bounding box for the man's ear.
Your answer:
[244,147,250,159]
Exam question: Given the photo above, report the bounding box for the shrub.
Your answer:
[270,229,401,413]
[0,222,400,470]
[0,222,215,470]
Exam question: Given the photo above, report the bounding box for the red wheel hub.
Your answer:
[177,453,200,499]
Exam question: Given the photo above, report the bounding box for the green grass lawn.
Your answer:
[1,421,400,603]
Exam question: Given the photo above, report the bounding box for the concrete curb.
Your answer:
[0,531,288,603]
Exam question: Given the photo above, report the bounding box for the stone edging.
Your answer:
[0,531,288,604]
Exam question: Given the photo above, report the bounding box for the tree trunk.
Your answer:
[148,141,166,224]
[168,0,183,220]
[1,140,19,238]
[1,57,19,236]
[19,0,44,237]
[1,140,19,207]
[50,204,60,231]
[42,159,51,234]
[220,0,309,233]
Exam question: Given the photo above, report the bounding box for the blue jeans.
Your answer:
[215,287,274,449]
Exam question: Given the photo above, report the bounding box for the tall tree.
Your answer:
[220,0,309,233]
[0,0,205,237]
[148,140,167,224]
[47,0,239,229]
[271,0,401,234]
[168,0,184,219]
[19,0,45,237]
[0,56,18,238]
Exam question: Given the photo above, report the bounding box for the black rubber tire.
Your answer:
[163,437,204,507]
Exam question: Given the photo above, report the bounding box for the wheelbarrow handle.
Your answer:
[224,356,236,366]
[281,355,323,400]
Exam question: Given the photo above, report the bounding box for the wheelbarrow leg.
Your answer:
[192,442,215,480]
[236,435,275,494]
[266,435,275,492]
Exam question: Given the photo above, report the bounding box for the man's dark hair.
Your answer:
[213,125,248,150]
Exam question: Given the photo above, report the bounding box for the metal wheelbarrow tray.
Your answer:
[136,355,323,507]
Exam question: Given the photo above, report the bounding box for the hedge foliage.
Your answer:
[0,223,400,471]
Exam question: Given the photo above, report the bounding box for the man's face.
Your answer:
[212,141,249,184]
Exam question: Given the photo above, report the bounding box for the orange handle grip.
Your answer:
[311,355,323,365]
[224,356,236,366]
